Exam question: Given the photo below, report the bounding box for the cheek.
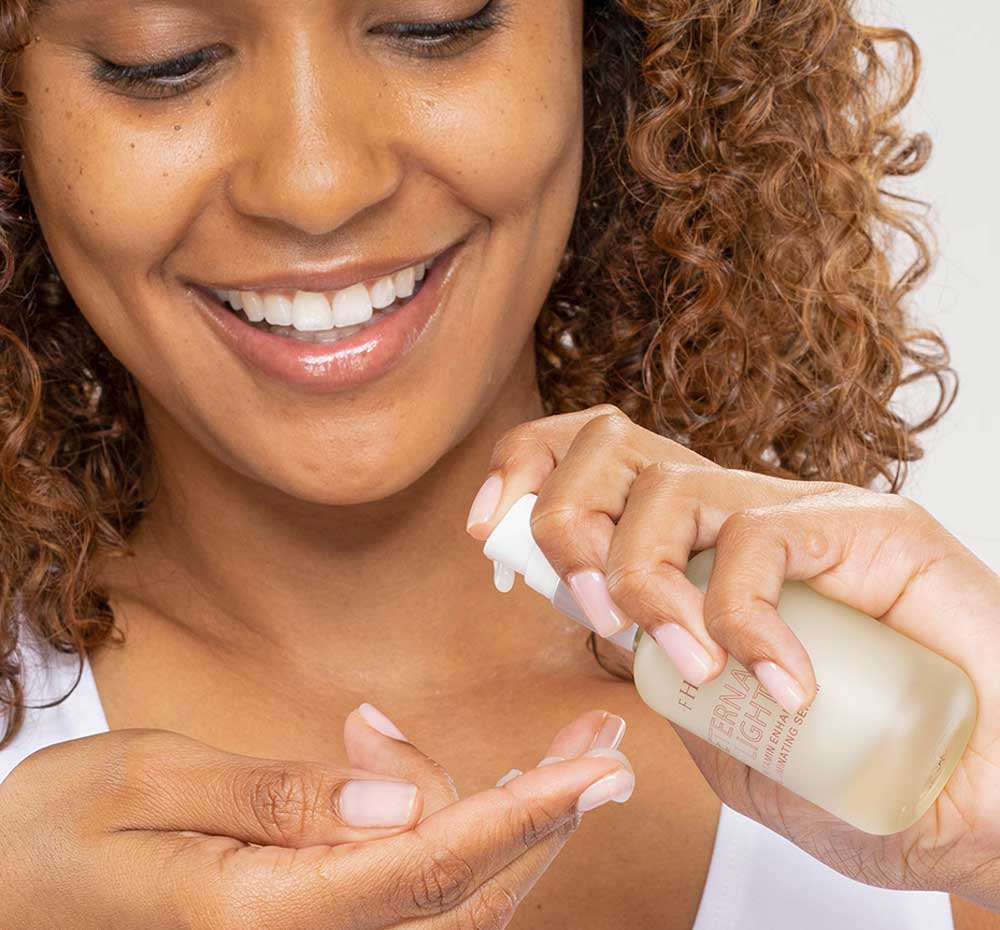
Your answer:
[18,73,216,323]
[408,11,584,225]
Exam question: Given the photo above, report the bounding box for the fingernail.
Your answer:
[339,779,418,827]
[466,474,504,530]
[566,570,628,637]
[651,624,714,686]
[536,756,565,767]
[576,759,636,813]
[358,703,409,742]
[753,660,807,714]
[495,768,523,787]
[590,713,626,751]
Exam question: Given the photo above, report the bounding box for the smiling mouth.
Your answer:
[205,256,433,345]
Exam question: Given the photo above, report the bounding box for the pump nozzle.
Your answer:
[482,492,640,652]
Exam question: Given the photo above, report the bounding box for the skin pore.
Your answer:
[10,1,994,927]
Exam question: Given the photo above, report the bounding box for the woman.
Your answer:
[1,0,999,927]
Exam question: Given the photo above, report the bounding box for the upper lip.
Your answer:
[191,243,455,295]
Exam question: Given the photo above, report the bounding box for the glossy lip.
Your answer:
[198,248,445,296]
[188,238,466,395]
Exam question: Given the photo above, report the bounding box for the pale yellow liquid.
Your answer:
[632,550,978,835]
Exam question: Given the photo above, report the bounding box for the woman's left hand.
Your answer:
[465,404,1000,913]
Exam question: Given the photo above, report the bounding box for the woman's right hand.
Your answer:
[0,705,633,929]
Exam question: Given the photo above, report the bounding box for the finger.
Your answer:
[336,749,634,927]
[533,708,627,766]
[604,463,734,681]
[701,489,981,712]
[95,728,422,847]
[496,707,629,786]
[343,703,460,816]
[465,405,622,540]
[524,415,734,643]
[154,743,635,930]
[603,464,842,686]
[465,405,712,541]
[405,819,571,930]
[523,414,652,639]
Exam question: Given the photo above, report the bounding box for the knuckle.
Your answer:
[704,599,756,645]
[578,407,631,441]
[401,845,476,914]
[717,510,766,548]
[638,459,695,490]
[511,799,560,850]
[528,505,582,557]
[590,402,625,420]
[490,422,551,470]
[460,880,520,930]
[94,729,173,803]
[246,765,321,843]
[605,562,659,617]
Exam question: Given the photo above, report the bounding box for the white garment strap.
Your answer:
[693,804,953,930]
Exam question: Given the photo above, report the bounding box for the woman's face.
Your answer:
[14,0,584,505]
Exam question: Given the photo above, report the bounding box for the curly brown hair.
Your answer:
[0,0,954,747]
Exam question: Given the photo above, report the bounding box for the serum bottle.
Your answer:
[483,493,978,835]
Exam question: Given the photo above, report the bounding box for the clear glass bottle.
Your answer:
[484,493,978,835]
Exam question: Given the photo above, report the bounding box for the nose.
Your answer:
[226,45,403,238]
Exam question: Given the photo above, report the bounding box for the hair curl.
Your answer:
[0,0,954,746]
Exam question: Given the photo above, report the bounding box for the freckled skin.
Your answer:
[14,1,585,508]
[8,3,722,928]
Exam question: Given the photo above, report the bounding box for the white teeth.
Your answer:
[291,291,334,331]
[368,275,396,310]
[331,283,373,327]
[393,266,416,299]
[212,255,430,335]
[263,294,293,326]
[242,291,265,322]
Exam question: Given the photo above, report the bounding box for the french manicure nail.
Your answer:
[753,660,807,714]
[466,474,504,530]
[566,570,628,637]
[651,623,714,686]
[495,768,523,787]
[590,713,627,751]
[358,703,409,741]
[536,756,565,767]
[576,769,635,812]
[339,779,418,827]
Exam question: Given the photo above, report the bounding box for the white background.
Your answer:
[862,1,1000,571]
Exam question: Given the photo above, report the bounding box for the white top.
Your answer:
[1,639,956,930]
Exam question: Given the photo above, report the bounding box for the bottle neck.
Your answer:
[552,581,641,652]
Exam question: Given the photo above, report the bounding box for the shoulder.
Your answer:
[0,631,109,785]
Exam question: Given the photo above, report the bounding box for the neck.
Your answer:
[95,346,572,704]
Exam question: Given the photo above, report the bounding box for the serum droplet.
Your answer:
[492,560,515,594]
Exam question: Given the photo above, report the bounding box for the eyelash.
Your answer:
[91,0,506,99]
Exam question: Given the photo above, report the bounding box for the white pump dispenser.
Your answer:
[483,492,978,835]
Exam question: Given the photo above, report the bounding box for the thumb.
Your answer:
[344,703,460,816]
[95,728,423,847]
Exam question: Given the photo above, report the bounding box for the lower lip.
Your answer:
[189,241,463,394]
